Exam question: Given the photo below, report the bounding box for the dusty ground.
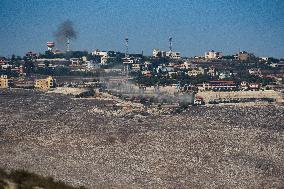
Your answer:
[0,89,283,188]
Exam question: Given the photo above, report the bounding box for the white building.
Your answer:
[70,58,80,66]
[152,49,180,59]
[188,67,205,77]
[166,51,181,59]
[92,49,109,65]
[260,57,269,61]
[152,49,166,58]
[205,50,223,59]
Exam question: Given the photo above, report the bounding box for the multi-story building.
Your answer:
[198,80,237,91]
[92,50,109,64]
[35,76,56,90]
[70,58,80,66]
[248,68,262,76]
[235,51,255,61]
[218,71,232,79]
[0,58,7,65]
[152,49,166,58]
[166,51,181,59]
[240,81,249,90]
[188,67,205,77]
[207,66,216,77]
[205,50,223,59]
[153,49,181,59]
[131,63,141,71]
[0,75,9,88]
[25,51,37,60]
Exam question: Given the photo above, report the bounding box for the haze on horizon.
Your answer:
[0,0,284,58]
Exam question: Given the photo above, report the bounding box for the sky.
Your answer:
[0,0,284,58]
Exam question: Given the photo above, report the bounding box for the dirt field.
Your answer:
[0,89,283,188]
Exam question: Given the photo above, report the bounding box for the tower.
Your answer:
[47,42,55,51]
[125,37,129,58]
[66,38,70,52]
[169,37,173,52]
[124,37,129,80]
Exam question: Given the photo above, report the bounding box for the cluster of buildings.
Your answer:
[0,39,283,96]
[0,74,56,90]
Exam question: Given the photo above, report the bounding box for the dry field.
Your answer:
[0,89,283,188]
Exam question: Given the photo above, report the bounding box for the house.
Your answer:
[218,71,232,79]
[0,58,7,65]
[131,63,141,71]
[157,66,174,74]
[207,66,216,77]
[122,57,142,65]
[152,49,166,58]
[194,96,205,105]
[1,64,12,70]
[92,50,110,64]
[166,51,181,59]
[25,51,37,60]
[188,67,205,77]
[152,49,181,59]
[235,51,255,61]
[270,62,284,68]
[168,71,178,78]
[240,81,249,90]
[0,75,9,88]
[142,71,152,77]
[249,83,260,91]
[205,50,223,60]
[35,76,56,90]
[248,68,262,77]
[259,57,269,62]
[70,58,80,66]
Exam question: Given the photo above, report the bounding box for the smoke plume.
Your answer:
[54,20,77,51]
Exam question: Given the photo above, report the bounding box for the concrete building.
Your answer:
[198,81,237,91]
[153,49,180,59]
[0,58,6,65]
[166,51,181,59]
[207,66,216,77]
[70,58,80,66]
[235,51,255,61]
[188,67,205,77]
[270,62,284,68]
[92,50,109,64]
[25,51,37,60]
[152,49,166,58]
[260,57,269,62]
[249,83,260,91]
[218,71,232,79]
[205,50,223,59]
[0,75,9,88]
[240,81,249,90]
[248,68,261,76]
[131,63,141,71]
[35,76,56,90]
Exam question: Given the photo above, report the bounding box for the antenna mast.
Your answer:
[125,37,129,58]
[124,37,129,81]
[66,38,70,52]
[169,37,173,52]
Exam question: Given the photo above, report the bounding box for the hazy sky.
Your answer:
[0,0,284,58]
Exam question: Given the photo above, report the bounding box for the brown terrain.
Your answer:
[0,89,283,188]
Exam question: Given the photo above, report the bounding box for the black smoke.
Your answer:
[54,20,77,51]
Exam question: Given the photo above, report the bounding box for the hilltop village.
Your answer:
[0,39,284,108]
[0,40,284,188]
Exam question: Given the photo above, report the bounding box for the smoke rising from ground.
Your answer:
[54,20,77,50]
[103,78,194,105]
